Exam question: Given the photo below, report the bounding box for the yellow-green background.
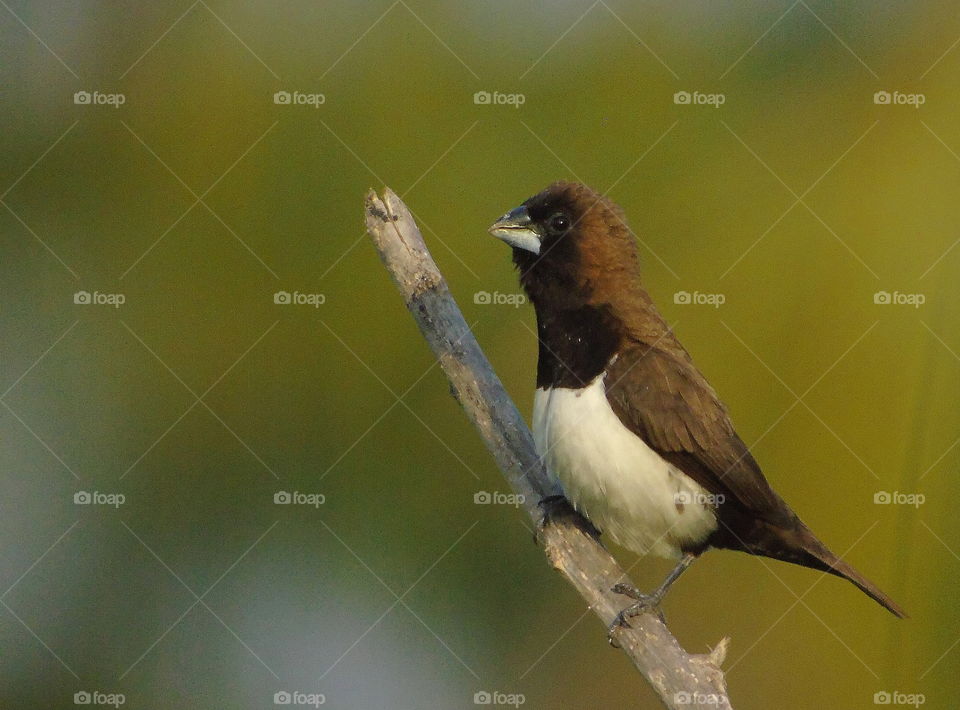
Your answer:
[2,2,958,708]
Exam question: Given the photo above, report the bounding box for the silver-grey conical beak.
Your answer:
[488,205,541,254]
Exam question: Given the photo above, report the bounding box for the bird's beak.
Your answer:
[488,205,541,254]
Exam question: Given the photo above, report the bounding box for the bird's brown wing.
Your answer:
[604,340,795,527]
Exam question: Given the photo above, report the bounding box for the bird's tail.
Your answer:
[796,527,907,618]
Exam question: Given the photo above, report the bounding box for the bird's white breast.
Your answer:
[533,373,718,559]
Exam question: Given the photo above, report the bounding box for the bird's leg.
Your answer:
[608,553,697,642]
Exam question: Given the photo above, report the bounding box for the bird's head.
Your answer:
[488,181,642,310]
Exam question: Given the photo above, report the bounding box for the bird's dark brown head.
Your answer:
[488,181,643,314]
[490,182,668,386]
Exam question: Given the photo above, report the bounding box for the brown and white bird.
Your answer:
[488,181,906,628]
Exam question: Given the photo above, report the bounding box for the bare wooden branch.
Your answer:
[365,187,733,710]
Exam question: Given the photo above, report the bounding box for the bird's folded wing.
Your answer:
[604,341,794,526]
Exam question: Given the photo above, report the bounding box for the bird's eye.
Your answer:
[548,213,569,232]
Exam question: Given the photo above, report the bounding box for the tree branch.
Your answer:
[365,187,733,710]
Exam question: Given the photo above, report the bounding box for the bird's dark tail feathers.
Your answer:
[797,527,907,618]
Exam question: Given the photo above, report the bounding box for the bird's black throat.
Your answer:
[533,304,621,389]
[513,246,622,389]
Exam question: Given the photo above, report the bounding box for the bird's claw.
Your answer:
[607,584,665,646]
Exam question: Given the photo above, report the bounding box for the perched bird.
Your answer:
[488,181,906,630]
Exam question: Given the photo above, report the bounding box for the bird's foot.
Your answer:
[607,584,665,647]
[534,495,599,545]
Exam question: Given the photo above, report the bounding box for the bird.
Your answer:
[487,180,906,632]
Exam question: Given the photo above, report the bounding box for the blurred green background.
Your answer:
[2,1,958,708]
